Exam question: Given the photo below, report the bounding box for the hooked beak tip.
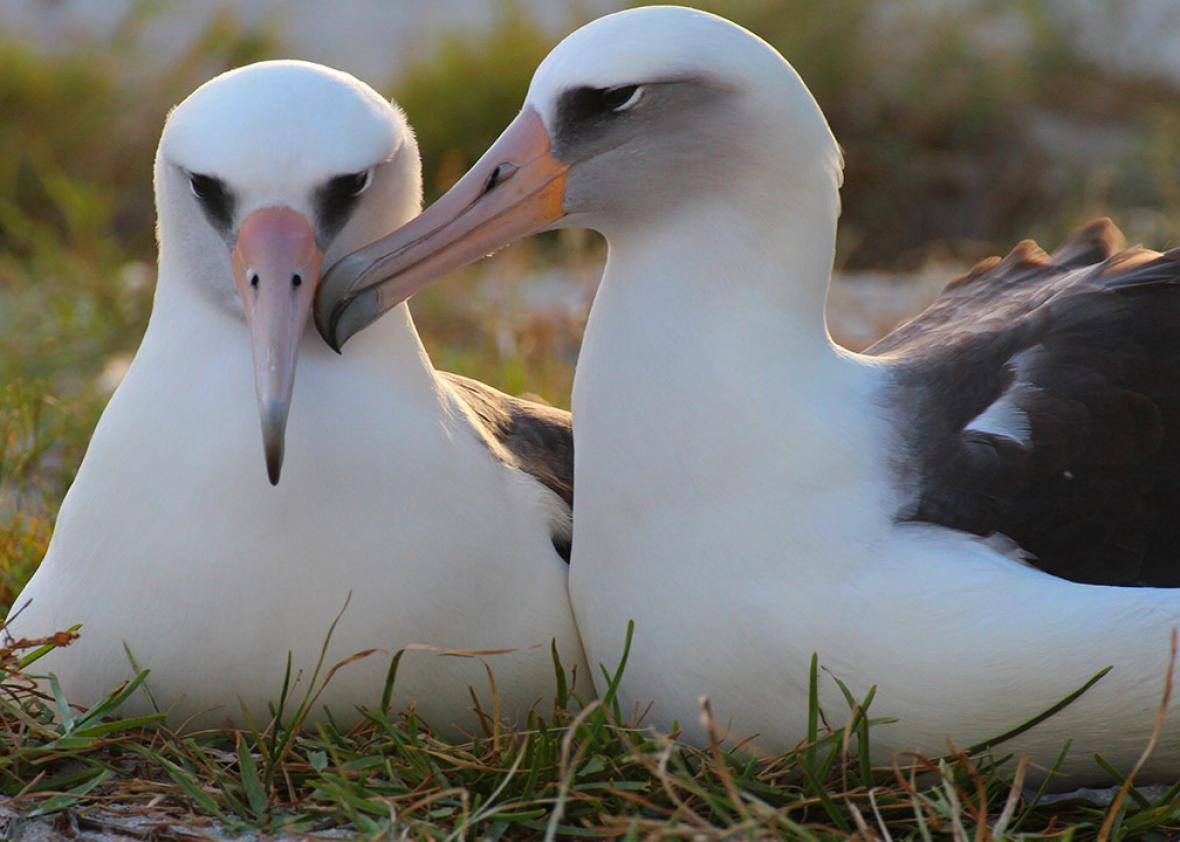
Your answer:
[316,252,376,352]
[312,107,563,349]
[324,304,348,354]
[326,293,383,355]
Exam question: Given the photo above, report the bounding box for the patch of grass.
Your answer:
[3,625,1180,839]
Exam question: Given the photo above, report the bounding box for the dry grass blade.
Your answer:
[991,754,1028,838]
[867,787,893,842]
[543,698,601,842]
[699,696,748,822]
[1097,627,1178,842]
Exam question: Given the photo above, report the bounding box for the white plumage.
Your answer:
[7,61,588,732]
[316,7,1180,784]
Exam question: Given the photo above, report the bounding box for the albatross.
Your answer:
[6,60,588,730]
[316,7,1180,780]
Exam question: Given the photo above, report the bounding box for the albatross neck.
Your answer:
[588,192,858,383]
[572,194,891,569]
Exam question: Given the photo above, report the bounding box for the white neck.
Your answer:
[603,192,840,353]
[572,196,893,576]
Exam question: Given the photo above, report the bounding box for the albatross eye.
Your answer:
[317,168,376,243]
[600,84,643,112]
[186,172,233,231]
[322,169,374,204]
[559,85,647,128]
[188,173,222,200]
[340,169,374,196]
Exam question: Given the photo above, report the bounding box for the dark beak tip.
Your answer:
[313,289,350,354]
[316,251,391,353]
[265,444,284,486]
[315,299,358,355]
[326,309,347,355]
[260,400,288,487]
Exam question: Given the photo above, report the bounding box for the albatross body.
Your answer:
[318,8,1180,781]
[7,61,588,730]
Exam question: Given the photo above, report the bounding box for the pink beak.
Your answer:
[231,207,324,485]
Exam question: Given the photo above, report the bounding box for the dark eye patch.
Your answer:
[555,85,640,130]
[552,84,650,160]
[316,170,371,244]
[188,173,234,232]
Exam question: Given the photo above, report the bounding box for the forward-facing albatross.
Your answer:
[317,7,1180,782]
[6,61,588,730]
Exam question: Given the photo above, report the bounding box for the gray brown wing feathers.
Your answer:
[440,373,574,562]
[439,372,574,508]
[869,219,1180,586]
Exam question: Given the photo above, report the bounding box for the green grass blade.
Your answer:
[25,769,113,817]
[237,734,268,819]
[380,648,405,716]
[806,652,820,775]
[964,667,1111,755]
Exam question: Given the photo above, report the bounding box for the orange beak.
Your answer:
[315,107,567,351]
[231,207,324,485]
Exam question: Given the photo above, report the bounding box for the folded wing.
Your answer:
[871,220,1180,586]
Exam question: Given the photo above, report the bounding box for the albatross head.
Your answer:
[316,5,842,350]
[156,60,420,483]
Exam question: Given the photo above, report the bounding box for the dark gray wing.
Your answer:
[440,372,574,561]
[870,219,1180,586]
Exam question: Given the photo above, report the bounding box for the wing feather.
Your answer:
[871,220,1180,586]
[439,372,574,561]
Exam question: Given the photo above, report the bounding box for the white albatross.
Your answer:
[316,7,1180,783]
[5,61,589,731]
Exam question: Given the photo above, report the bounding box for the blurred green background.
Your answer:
[2,0,1179,607]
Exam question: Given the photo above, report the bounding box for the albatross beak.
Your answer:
[232,207,324,485]
[315,107,567,351]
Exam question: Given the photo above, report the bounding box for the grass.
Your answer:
[4,625,1180,839]
[5,1,1180,837]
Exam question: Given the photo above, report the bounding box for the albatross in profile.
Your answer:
[317,7,1180,781]
[7,61,588,730]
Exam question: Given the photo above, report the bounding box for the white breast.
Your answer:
[12,304,588,732]
[567,216,1180,785]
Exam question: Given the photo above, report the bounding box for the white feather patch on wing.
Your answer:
[964,390,1033,445]
[965,350,1039,446]
[980,531,1037,567]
